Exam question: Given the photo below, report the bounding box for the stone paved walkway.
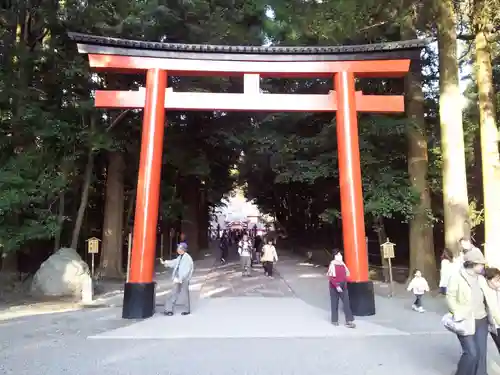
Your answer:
[199,261,294,298]
[273,254,450,334]
[95,256,422,340]
[2,244,500,375]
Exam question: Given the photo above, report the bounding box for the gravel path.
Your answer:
[1,247,500,375]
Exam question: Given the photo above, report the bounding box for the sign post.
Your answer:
[86,237,101,278]
[82,237,100,304]
[381,238,395,297]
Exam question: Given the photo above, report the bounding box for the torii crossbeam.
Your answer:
[69,32,426,320]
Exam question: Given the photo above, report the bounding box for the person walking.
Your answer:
[238,234,252,276]
[261,238,278,277]
[327,249,355,328]
[439,249,455,295]
[483,267,500,353]
[446,248,500,375]
[407,269,430,312]
[254,235,263,264]
[459,237,479,254]
[161,242,194,316]
[219,232,229,264]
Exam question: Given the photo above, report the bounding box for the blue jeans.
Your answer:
[455,317,488,375]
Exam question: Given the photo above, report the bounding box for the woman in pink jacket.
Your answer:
[327,249,355,328]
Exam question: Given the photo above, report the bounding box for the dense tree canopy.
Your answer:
[0,0,499,285]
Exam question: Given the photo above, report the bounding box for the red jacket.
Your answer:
[328,264,348,288]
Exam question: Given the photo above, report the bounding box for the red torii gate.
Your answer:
[69,33,425,319]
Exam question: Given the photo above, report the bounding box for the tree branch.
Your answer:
[458,40,474,61]
[457,34,475,41]
[458,27,500,41]
[359,21,389,32]
[105,110,131,133]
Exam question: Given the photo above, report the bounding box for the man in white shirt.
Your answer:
[161,242,194,316]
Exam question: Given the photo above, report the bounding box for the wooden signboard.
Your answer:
[86,237,101,278]
[87,237,100,254]
[381,238,396,297]
[381,239,395,259]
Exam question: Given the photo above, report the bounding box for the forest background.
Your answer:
[0,0,499,288]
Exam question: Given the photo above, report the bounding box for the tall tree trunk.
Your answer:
[475,29,500,265]
[0,252,18,274]
[182,177,200,254]
[54,160,71,251]
[374,216,390,282]
[54,191,65,251]
[436,0,470,254]
[198,188,209,249]
[125,188,136,234]
[401,14,437,285]
[99,151,126,278]
[71,149,94,250]
[70,110,128,250]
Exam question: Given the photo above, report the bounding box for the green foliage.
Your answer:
[0,0,272,254]
[0,136,66,253]
[363,170,418,221]
[358,116,418,223]
[468,200,485,230]
[239,99,419,242]
[0,0,491,258]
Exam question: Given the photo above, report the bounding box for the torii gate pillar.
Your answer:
[122,69,167,319]
[335,71,373,315]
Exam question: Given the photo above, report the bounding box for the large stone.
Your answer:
[31,248,91,298]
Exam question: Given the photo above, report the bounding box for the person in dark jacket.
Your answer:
[327,249,355,328]
[219,232,229,263]
[253,235,263,264]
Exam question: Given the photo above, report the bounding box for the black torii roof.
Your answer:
[68,32,428,62]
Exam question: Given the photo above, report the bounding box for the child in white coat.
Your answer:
[407,269,430,312]
[261,238,278,277]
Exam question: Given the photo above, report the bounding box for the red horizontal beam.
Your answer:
[88,54,411,78]
[94,90,404,113]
